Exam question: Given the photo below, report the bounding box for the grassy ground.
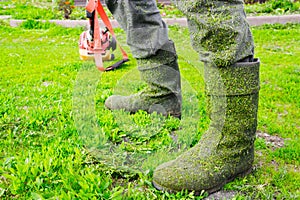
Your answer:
[0,1,300,20]
[0,20,299,199]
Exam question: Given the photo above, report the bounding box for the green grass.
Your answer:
[0,0,299,20]
[0,20,299,199]
[245,0,300,16]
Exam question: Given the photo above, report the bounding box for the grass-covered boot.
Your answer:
[152,59,260,194]
[105,40,182,118]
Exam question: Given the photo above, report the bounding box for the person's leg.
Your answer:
[104,0,182,118]
[173,0,255,65]
[153,0,260,194]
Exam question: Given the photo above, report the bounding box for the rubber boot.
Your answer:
[152,59,260,194]
[105,40,182,118]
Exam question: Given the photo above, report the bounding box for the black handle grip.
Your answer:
[105,59,129,71]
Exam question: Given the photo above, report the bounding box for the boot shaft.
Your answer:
[204,59,260,96]
[204,59,260,153]
[137,40,182,103]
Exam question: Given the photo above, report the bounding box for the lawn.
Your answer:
[0,19,299,199]
[0,0,300,20]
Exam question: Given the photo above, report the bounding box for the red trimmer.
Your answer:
[78,0,129,71]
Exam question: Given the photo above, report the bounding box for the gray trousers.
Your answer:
[105,0,254,67]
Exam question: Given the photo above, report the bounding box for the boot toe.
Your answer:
[104,95,130,110]
[104,94,142,113]
[153,160,185,193]
[153,160,209,194]
[104,95,119,110]
[152,151,236,195]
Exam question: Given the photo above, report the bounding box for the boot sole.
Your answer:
[129,111,181,119]
[152,167,252,196]
[169,112,181,120]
